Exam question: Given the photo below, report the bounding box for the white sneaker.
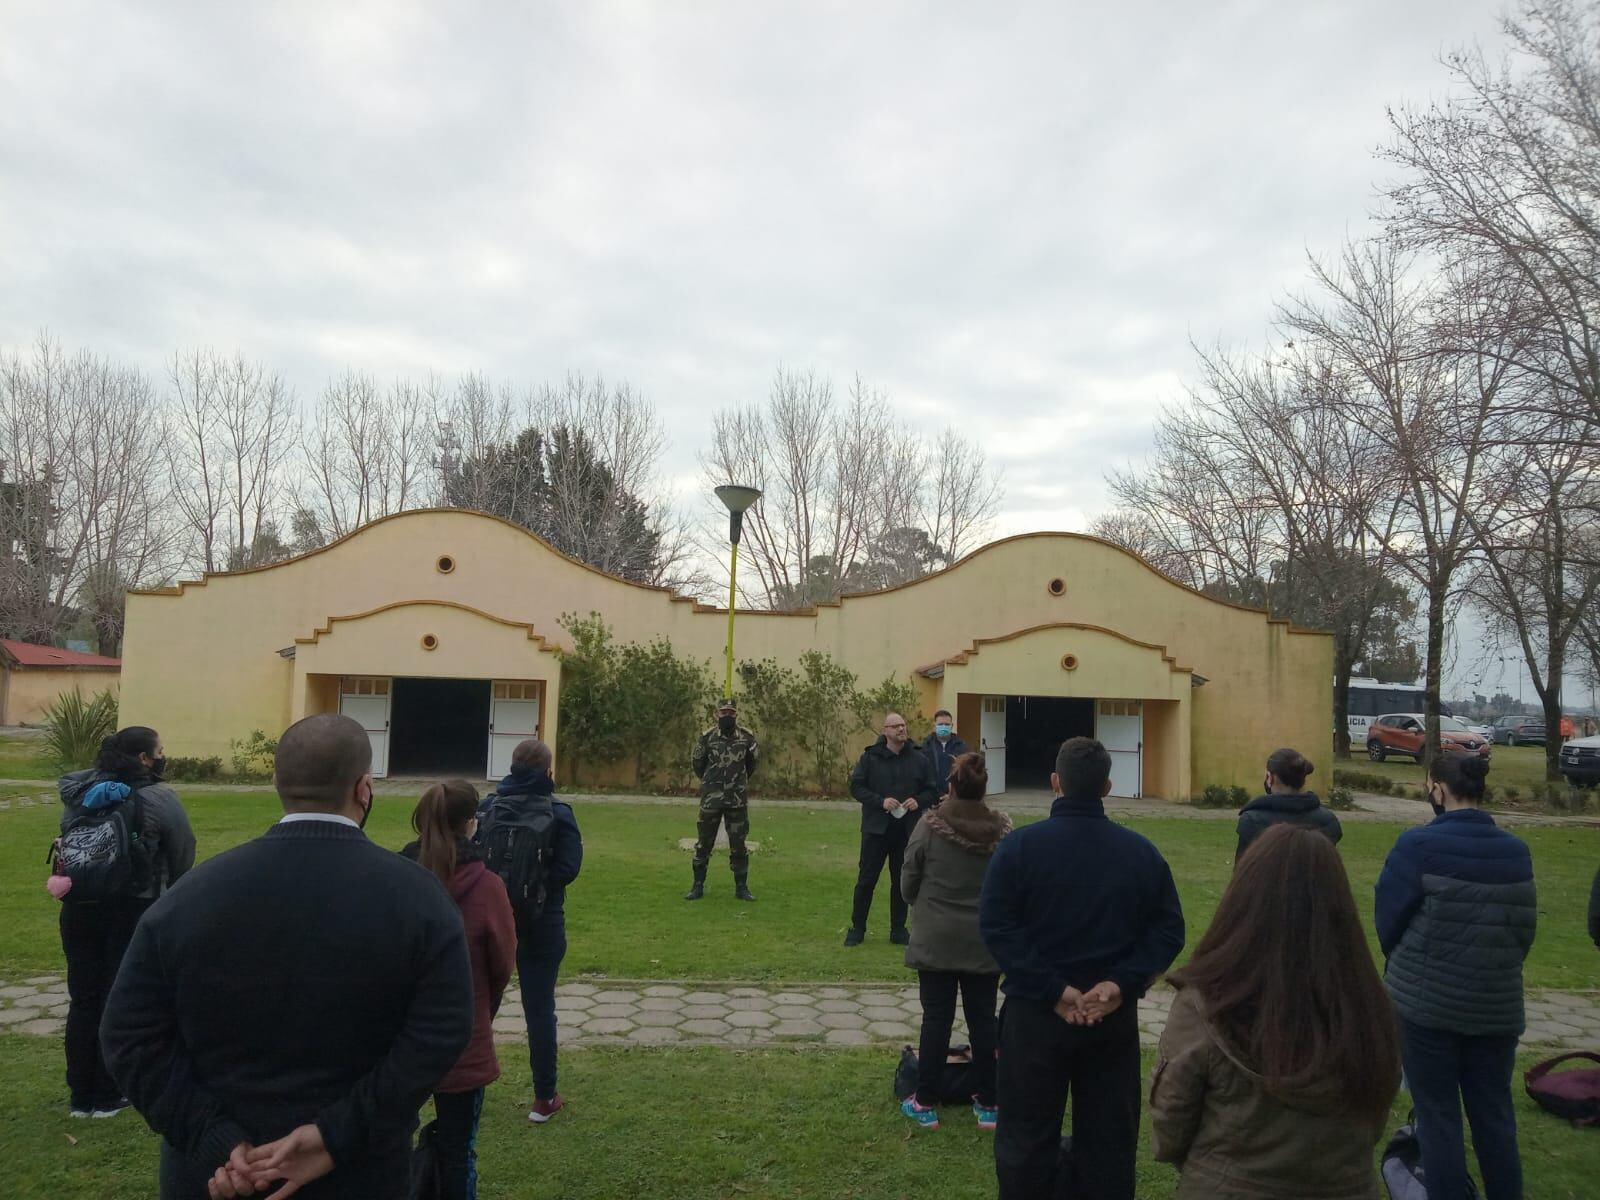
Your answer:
[90,1106,127,1119]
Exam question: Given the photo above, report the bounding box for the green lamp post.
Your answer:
[715,484,763,698]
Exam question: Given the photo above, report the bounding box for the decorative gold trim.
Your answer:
[934,622,1192,674]
[293,600,559,655]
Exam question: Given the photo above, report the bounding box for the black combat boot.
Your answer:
[734,872,756,902]
[684,866,706,901]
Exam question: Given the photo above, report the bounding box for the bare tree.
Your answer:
[299,370,435,541]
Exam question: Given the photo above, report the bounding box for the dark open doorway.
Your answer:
[389,677,492,777]
[1006,696,1095,790]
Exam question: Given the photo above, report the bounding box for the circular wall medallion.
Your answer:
[436,555,456,574]
[421,634,439,651]
[1060,653,1079,671]
[1047,577,1066,596]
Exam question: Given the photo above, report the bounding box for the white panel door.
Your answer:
[487,681,542,779]
[979,696,1007,795]
[339,678,391,779]
[1097,700,1142,798]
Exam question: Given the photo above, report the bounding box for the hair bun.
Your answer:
[1461,756,1490,782]
[1303,759,1315,778]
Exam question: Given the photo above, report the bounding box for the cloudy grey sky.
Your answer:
[7,0,1561,700]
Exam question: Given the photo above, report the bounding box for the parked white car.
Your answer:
[1559,734,1600,787]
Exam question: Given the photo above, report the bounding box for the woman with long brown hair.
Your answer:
[1150,823,1401,1199]
[402,781,516,1200]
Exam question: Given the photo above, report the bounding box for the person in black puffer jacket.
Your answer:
[1234,747,1340,864]
[1375,753,1535,1200]
[846,713,936,947]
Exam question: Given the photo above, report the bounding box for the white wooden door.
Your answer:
[1097,700,1142,798]
[487,680,542,779]
[979,695,1007,795]
[339,676,391,779]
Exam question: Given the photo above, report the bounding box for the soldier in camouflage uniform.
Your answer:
[687,697,759,902]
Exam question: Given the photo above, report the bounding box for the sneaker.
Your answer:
[90,1105,128,1119]
[888,927,910,945]
[69,1108,92,1119]
[528,1094,564,1124]
[843,927,865,947]
[900,1097,939,1129]
[973,1100,998,1130]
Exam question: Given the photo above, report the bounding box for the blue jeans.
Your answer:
[517,919,567,1099]
[1401,1018,1522,1200]
[433,1087,484,1200]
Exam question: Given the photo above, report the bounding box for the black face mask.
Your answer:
[151,756,168,779]
[718,714,736,735]
[358,783,375,830]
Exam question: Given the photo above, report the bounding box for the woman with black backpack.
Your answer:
[53,726,195,1118]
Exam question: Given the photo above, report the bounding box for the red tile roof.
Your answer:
[0,639,121,669]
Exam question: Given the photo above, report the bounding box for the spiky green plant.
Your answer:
[42,688,120,772]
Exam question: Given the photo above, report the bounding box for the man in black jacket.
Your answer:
[846,712,937,947]
[1590,865,1599,950]
[919,708,970,799]
[980,737,1185,1200]
[100,714,473,1200]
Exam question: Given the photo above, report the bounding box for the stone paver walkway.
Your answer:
[6,974,1598,1051]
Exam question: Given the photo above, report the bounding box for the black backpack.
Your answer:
[894,1044,976,1104]
[479,797,558,929]
[1381,1113,1481,1200]
[50,789,148,904]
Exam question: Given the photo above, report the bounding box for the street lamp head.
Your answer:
[715,484,763,515]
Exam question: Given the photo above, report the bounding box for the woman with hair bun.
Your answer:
[1376,753,1535,1200]
[1234,747,1340,861]
[55,726,195,1118]
[899,751,1012,1131]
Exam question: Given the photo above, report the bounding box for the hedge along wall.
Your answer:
[553,613,924,796]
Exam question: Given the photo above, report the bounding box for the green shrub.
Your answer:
[1192,784,1236,809]
[229,730,278,781]
[1500,785,1521,803]
[41,688,119,772]
[165,756,225,782]
[1229,785,1250,808]
[1326,786,1355,811]
[1332,768,1394,795]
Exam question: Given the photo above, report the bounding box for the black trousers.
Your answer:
[916,970,999,1107]
[851,827,910,932]
[1401,1018,1522,1200]
[61,898,148,1109]
[433,1087,486,1200]
[994,996,1141,1200]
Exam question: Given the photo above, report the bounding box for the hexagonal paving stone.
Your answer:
[726,1010,777,1029]
[769,992,816,1005]
[815,988,851,999]
[825,1028,872,1046]
[585,1018,636,1035]
[728,987,768,998]
[588,1004,638,1021]
[19,1018,61,1036]
[867,1022,913,1039]
[771,1019,824,1038]
[492,1017,524,1035]
[725,997,772,1012]
[23,976,59,986]
[818,1012,866,1030]
[637,997,684,1012]
[721,1027,759,1045]
[682,991,731,1005]
[817,999,861,1014]
[633,1009,684,1028]
[591,990,640,1005]
[861,1007,906,1024]
[772,1005,818,1021]
[559,983,599,996]
[8,993,55,1010]
[0,986,36,1000]
[642,985,687,998]
[680,1005,730,1020]
[680,1019,731,1037]
[554,994,593,1011]
[856,994,898,1008]
[629,1025,683,1044]
[0,1007,40,1025]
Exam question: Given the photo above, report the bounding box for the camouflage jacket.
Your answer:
[693,725,758,805]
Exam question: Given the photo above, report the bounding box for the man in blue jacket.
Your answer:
[478,739,583,1125]
[980,737,1185,1200]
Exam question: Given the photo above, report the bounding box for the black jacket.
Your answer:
[849,737,937,836]
[1234,791,1342,862]
[1587,865,1599,950]
[478,767,583,923]
[979,794,1186,1005]
[919,733,972,796]
[101,820,473,1199]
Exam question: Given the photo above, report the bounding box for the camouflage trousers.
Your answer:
[693,800,751,872]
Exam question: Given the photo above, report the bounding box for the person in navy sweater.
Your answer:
[477,739,583,1125]
[980,737,1186,1200]
[1376,753,1536,1200]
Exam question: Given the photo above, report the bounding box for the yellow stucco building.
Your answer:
[119,508,1331,798]
[1,640,121,727]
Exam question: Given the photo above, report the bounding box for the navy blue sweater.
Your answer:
[478,769,583,921]
[979,795,1185,1005]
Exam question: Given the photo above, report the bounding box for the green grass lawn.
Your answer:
[0,731,55,779]
[3,793,1597,989]
[3,1035,1596,1200]
[1338,743,1564,796]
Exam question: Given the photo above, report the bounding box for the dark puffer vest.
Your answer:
[1234,791,1341,862]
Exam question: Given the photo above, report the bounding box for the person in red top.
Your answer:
[404,781,516,1200]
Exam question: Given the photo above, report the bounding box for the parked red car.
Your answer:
[1367,713,1493,762]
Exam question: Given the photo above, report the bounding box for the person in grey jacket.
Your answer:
[1375,753,1535,1200]
[900,752,1011,1130]
[1234,747,1340,863]
[57,726,195,1117]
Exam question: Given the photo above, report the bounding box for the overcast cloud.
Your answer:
[5,0,1560,700]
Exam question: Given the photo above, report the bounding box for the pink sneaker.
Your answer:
[528,1094,565,1124]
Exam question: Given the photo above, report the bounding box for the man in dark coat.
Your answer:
[919,707,970,799]
[1590,865,1600,950]
[100,714,473,1199]
[846,712,937,946]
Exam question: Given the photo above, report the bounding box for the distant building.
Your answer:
[0,640,121,727]
[120,509,1332,797]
